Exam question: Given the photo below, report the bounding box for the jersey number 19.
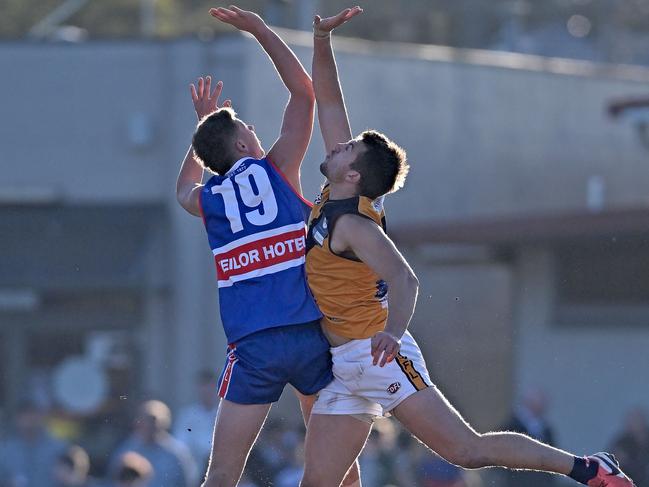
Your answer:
[211,165,278,234]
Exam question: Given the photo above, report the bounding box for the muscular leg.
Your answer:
[295,390,362,487]
[392,387,574,476]
[300,413,372,487]
[201,399,271,487]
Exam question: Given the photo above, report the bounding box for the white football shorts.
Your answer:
[312,331,433,418]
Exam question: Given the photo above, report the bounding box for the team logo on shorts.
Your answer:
[387,382,401,394]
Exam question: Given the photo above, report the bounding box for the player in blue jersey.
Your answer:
[175,6,360,487]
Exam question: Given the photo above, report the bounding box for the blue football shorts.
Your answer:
[216,320,333,404]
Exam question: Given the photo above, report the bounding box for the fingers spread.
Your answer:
[211,80,223,101]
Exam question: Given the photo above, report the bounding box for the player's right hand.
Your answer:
[190,76,231,121]
[371,331,401,367]
[313,6,363,37]
[209,6,266,35]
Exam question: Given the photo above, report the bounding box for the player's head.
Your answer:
[114,451,153,487]
[320,130,408,199]
[54,445,90,486]
[134,399,171,442]
[192,107,265,175]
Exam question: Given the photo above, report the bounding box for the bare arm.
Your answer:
[312,7,363,153]
[334,214,419,367]
[210,7,314,191]
[176,76,231,217]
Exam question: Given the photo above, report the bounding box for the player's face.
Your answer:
[235,119,265,159]
[320,139,365,181]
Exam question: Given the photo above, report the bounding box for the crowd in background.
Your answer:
[0,372,647,487]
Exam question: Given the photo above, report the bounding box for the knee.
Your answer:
[442,435,490,470]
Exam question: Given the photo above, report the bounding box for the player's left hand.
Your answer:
[371,331,401,367]
[209,6,266,35]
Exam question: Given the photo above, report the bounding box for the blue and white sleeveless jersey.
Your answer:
[200,157,322,343]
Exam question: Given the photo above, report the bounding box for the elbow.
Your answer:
[407,270,419,292]
[388,268,419,295]
[175,185,186,207]
[292,79,315,103]
[175,187,193,214]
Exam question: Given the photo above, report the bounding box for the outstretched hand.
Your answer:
[209,5,266,35]
[190,75,231,120]
[313,6,363,37]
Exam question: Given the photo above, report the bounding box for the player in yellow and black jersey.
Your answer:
[300,7,636,487]
[305,183,389,340]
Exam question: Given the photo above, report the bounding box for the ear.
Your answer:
[345,170,361,185]
[235,138,247,153]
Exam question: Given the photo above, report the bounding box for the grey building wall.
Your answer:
[2,32,648,447]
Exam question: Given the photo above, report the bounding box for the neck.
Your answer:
[328,182,358,200]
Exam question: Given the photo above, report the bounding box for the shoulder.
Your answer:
[335,213,382,242]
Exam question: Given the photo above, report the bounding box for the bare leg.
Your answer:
[295,390,363,487]
[201,399,271,487]
[300,414,372,487]
[392,387,574,475]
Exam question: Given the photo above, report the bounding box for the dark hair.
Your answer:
[350,130,409,199]
[192,108,239,175]
[115,452,152,482]
[58,445,90,477]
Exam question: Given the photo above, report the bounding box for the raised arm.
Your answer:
[176,76,231,217]
[335,214,419,367]
[210,6,314,190]
[312,7,363,154]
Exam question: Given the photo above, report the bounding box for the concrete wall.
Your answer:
[2,32,648,432]
[514,247,649,453]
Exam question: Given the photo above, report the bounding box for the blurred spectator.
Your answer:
[245,419,290,485]
[53,445,96,487]
[609,407,649,486]
[108,400,197,487]
[359,421,400,486]
[500,387,556,487]
[392,430,425,486]
[108,452,153,487]
[419,452,466,487]
[0,399,67,487]
[273,436,304,487]
[172,370,218,473]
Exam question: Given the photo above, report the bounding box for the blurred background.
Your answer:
[1,0,649,486]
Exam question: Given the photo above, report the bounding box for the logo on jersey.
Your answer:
[387,382,401,394]
[372,196,385,213]
[311,216,329,246]
[213,222,307,288]
[375,280,389,308]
